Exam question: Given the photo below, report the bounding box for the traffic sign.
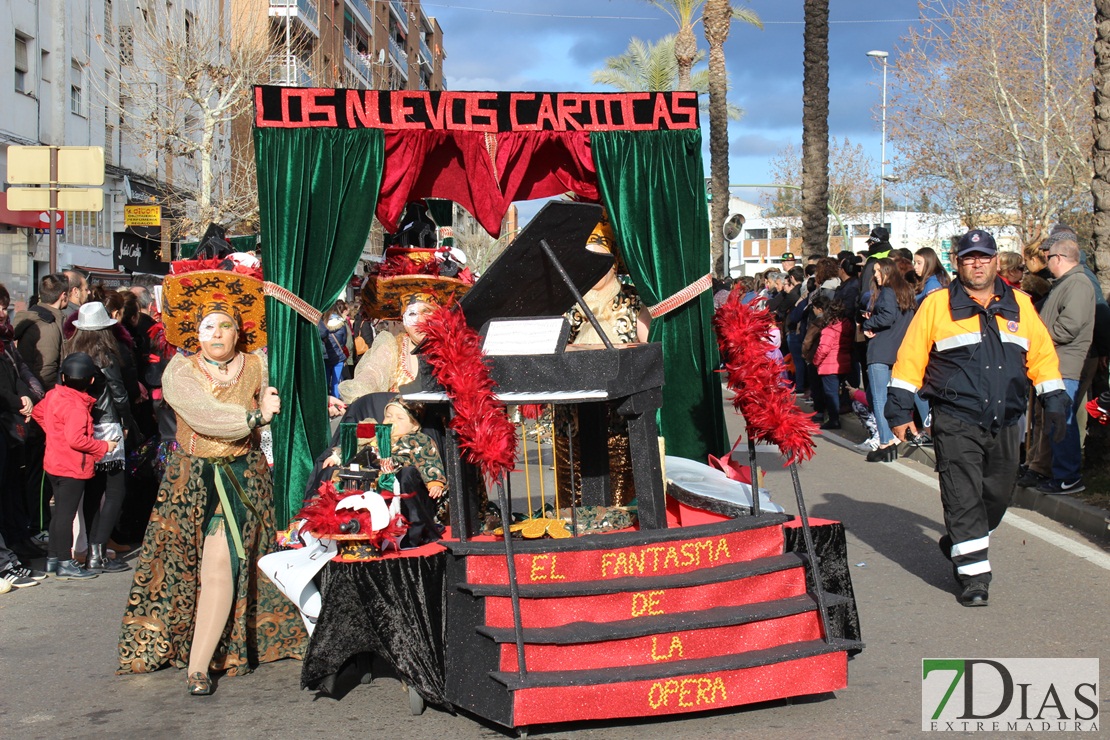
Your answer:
[6,187,103,211]
[6,145,105,185]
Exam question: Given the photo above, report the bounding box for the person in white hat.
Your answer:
[63,302,137,575]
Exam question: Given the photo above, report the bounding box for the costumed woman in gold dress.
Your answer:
[557,209,650,506]
[118,270,305,695]
[338,247,473,403]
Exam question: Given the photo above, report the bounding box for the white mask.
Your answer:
[402,304,426,329]
[198,315,221,342]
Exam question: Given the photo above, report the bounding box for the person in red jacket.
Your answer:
[30,352,118,580]
[810,294,854,430]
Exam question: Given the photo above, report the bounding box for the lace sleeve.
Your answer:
[162,354,252,440]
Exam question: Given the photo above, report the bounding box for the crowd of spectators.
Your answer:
[715,224,1109,489]
[0,270,173,589]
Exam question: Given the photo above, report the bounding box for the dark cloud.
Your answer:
[432,0,921,185]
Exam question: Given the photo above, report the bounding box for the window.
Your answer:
[746,229,768,240]
[40,49,50,81]
[69,209,110,250]
[105,110,115,166]
[119,25,133,65]
[15,34,30,94]
[70,60,83,115]
[104,0,113,45]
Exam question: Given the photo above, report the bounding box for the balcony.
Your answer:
[343,41,373,88]
[267,54,313,87]
[269,0,319,37]
[389,35,407,67]
[418,36,433,68]
[389,0,407,25]
[345,0,373,33]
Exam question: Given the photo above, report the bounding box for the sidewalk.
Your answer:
[808,398,1110,545]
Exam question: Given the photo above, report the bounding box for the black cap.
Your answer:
[59,352,98,381]
[866,227,890,246]
[780,252,796,262]
[956,229,997,257]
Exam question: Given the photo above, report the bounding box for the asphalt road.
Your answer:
[2,412,1107,739]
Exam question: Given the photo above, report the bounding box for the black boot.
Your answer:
[54,559,98,580]
[87,544,130,573]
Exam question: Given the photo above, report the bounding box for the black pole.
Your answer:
[565,420,578,537]
[537,238,615,351]
[496,476,528,678]
[788,462,831,643]
[746,430,760,516]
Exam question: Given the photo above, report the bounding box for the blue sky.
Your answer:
[427,0,923,209]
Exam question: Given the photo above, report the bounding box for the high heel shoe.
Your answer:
[865,444,899,463]
[187,671,213,696]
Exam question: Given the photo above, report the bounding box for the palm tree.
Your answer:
[1096,0,1110,297]
[647,0,703,90]
[593,35,743,119]
[801,0,830,258]
[1090,1,1110,476]
[704,0,761,275]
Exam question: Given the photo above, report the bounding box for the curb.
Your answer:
[1011,485,1110,544]
[819,406,1110,545]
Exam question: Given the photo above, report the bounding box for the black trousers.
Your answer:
[932,409,1020,586]
[47,474,86,561]
[82,467,126,545]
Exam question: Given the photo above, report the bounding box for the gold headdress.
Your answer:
[162,271,267,353]
[360,248,473,321]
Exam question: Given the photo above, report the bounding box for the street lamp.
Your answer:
[867,49,889,230]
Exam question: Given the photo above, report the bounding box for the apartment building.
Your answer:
[0,0,230,303]
[258,0,444,93]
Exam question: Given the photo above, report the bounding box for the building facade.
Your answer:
[725,205,1019,276]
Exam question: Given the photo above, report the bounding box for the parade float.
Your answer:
[251,87,862,733]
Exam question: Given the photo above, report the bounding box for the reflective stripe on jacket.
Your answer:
[888,277,1064,430]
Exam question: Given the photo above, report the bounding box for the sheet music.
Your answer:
[482,318,566,356]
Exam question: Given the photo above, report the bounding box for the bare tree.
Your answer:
[891,0,1092,245]
[98,0,279,240]
[801,0,830,257]
[763,138,879,225]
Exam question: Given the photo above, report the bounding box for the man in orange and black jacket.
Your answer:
[885,230,1070,607]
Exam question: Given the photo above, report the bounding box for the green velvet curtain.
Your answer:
[591,129,728,461]
[255,127,385,526]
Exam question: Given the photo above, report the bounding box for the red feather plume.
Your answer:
[713,294,818,465]
[418,304,517,484]
[296,480,410,549]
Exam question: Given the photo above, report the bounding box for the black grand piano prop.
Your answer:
[402,200,668,535]
[381,201,862,730]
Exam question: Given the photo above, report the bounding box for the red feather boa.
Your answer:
[713,294,817,465]
[418,305,517,484]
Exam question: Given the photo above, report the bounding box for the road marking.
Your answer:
[821,430,1110,572]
